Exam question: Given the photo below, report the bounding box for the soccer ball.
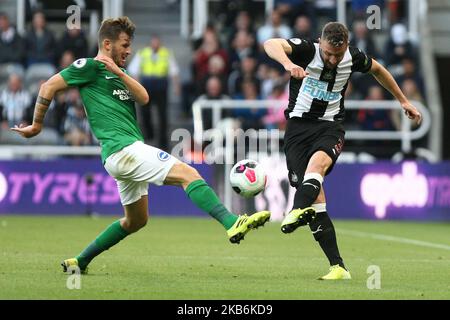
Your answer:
[230,159,267,198]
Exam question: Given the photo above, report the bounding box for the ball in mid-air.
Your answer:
[230,159,267,198]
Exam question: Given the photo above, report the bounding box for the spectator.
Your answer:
[343,80,364,130]
[259,64,285,99]
[394,57,424,97]
[25,11,57,66]
[357,85,395,131]
[293,15,314,40]
[387,0,407,24]
[350,20,380,59]
[128,35,181,149]
[198,54,228,96]
[195,76,230,130]
[58,27,88,61]
[0,74,31,128]
[0,12,25,65]
[225,11,257,51]
[63,102,92,146]
[257,10,292,48]
[384,23,416,67]
[232,80,265,131]
[262,80,289,130]
[58,50,75,71]
[401,78,424,104]
[387,78,425,132]
[275,0,315,26]
[193,28,229,83]
[26,79,62,132]
[228,30,257,71]
[228,56,260,97]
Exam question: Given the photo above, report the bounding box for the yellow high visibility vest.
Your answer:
[139,47,170,77]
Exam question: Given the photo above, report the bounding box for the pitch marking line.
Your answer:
[337,229,450,251]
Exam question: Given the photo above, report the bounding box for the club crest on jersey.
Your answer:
[157,151,170,161]
[73,58,87,68]
[322,71,334,81]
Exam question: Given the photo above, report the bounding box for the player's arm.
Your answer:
[263,38,309,79]
[95,55,149,105]
[369,58,422,124]
[11,74,67,138]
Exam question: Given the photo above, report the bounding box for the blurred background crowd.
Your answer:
[0,0,427,159]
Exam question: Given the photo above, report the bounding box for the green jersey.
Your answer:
[60,58,144,162]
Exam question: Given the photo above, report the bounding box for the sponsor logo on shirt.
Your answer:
[301,77,341,101]
[113,89,131,101]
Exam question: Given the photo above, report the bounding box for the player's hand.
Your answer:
[284,62,309,79]
[401,101,422,125]
[10,123,41,138]
[95,55,125,77]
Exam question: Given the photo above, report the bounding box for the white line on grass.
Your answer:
[336,229,450,251]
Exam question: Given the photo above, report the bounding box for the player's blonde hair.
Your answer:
[98,16,135,47]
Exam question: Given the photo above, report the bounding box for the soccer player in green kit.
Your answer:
[11,17,270,274]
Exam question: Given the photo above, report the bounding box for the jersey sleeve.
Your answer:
[59,58,98,87]
[350,47,373,73]
[286,38,316,66]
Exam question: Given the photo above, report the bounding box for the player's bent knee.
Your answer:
[184,164,202,183]
[122,215,148,233]
[165,162,203,187]
[177,162,202,182]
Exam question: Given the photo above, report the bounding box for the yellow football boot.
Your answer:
[318,265,351,280]
[61,258,88,274]
[227,211,271,244]
[281,207,316,233]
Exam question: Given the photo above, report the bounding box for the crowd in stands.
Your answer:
[183,0,425,157]
[0,0,425,157]
[0,10,93,146]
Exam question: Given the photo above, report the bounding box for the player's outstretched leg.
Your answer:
[164,162,270,244]
[62,196,148,273]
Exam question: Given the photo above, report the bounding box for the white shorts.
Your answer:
[104,141,179,205]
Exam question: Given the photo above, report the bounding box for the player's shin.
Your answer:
[293,172,323,209]
[309,203,346,269]
[185,179,238,229]
[76,220,130,269]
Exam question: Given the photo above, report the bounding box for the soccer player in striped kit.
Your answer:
[264,22,421,280]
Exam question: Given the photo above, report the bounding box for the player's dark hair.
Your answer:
[321,22,349,47]
[98,16,135,47]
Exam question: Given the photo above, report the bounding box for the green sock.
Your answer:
[76,220,129,269]
[186,179,238,230]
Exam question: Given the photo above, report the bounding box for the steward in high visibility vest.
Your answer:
[127,35,180,150]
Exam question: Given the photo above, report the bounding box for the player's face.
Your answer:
[319,40,347,69]
[111,32,132,67]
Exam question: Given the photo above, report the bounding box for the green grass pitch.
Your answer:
[0,215,449,299]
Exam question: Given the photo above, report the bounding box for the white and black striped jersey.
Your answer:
[284,38,372,122]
